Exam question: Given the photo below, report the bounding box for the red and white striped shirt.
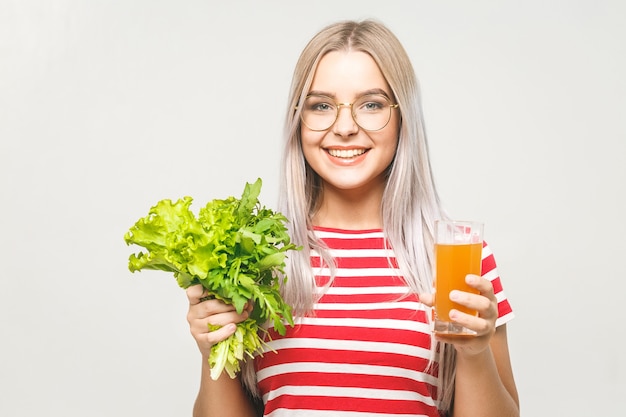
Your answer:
[254,227,514,417]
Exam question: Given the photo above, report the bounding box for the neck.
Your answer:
[312,182,385,230]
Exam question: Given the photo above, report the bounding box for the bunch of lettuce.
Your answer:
[124,178,298,380]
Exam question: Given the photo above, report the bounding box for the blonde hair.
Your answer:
[244,19,456,413]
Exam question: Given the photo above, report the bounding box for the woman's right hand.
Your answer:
[186,284,253,358]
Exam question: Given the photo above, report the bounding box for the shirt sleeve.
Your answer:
[482,241,515,327]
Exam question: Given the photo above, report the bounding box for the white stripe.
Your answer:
[314,230,384,239]
[313,267,401,277]
[311,248,395,258]
[481,243,493,258]
[321,286,411,295]
[290,316,432,333]
[496,311,515,327]
[482,268,499,282]
[314,301,423,311]
[264,384,436,407]
[262,337,433,361]
[481,268,508,304]
[257,362,438,387]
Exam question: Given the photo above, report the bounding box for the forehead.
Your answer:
[309,50,391,98]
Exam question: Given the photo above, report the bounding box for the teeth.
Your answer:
[328,149,366,158]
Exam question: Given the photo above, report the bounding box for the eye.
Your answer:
[305,95,336,113]
[314,103,333,112]
[356,94,388,112]
[363,101,383,111]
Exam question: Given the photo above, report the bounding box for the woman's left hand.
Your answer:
[419,274,498,357]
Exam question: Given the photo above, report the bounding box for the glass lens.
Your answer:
[353,94,392,131]
[301,95,337,131]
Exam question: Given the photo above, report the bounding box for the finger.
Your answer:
[186,284,206,304]
[188,298,239,321]
[189,310,245,337]
[205,323,238,346]
[466,274,494,296]
[209,309,250,327]
[244,301,255,315]
[418,292,434,307]
[450,294,495,329]
[451,289,491,310]
[448,309,491,335]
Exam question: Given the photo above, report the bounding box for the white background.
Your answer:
[1,1,624,415]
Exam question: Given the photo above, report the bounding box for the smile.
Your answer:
[327,148,367,159]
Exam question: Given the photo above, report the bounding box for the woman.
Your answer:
[187,19,519,417]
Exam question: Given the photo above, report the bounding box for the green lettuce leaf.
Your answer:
[124,178,299,379]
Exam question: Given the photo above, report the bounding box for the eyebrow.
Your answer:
[307,88,392,100]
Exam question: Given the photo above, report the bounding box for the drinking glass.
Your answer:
[433,220,483,336]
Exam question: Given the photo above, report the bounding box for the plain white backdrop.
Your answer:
[1,1,625,415]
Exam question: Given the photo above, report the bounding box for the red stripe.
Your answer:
[497,299,513,317]
[315,275,410,288]
[313,307,425,321]
[320,236,388,249]
[266,322,432,349]
[491,276,503,293]
[482,254,497,275]
[259,371,436,394]
[311,256,399,269]
[258,348,432,372]
[258,372,436,406]
[318,292,419,303]
[337,256,399,269]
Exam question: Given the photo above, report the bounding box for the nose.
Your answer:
[332,103,358,136]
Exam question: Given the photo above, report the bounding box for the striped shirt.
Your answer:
[254,228,514,417]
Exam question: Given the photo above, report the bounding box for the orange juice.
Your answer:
[434,242,482,322]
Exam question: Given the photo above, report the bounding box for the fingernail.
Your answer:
[450,290,460,301]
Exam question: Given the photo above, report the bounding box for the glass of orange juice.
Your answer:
[433,220,483,336]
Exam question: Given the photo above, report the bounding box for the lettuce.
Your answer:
[124,178,298,380]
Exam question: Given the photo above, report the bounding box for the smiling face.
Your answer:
[301,50,400,200]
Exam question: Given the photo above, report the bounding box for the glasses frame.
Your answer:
[296,93,399,132]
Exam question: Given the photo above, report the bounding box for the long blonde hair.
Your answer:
[245,19,456,413]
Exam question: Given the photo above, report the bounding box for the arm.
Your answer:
[421,275,520,417]
[451,324,519,417]
[192,358,258,417]
[186,285,258,417]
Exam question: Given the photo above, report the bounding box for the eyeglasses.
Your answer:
[297,93,399,132]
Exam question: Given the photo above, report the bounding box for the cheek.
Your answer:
[387,120,401,156]
[300,130,325,165]
[300,129,325,150]
[380,134,400,170]
[386,139,399,166]
[380,128,400,156]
